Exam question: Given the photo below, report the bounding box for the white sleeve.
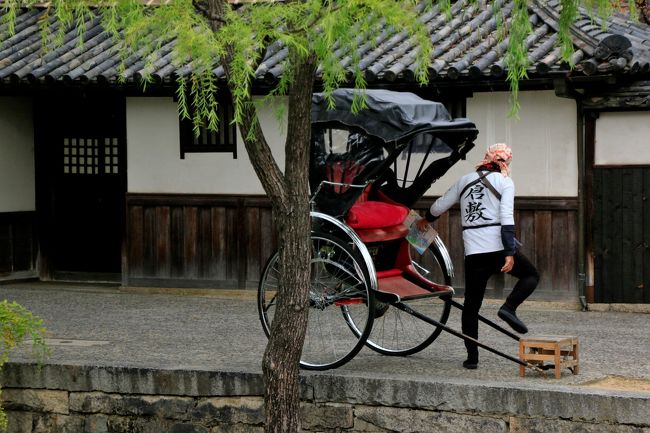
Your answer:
[499,177,515,225]
[430,178,462,217]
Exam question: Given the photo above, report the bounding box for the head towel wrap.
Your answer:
[477,143,513,176]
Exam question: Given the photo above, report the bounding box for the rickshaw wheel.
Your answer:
[257,232,375,370]
[346,241,452,356]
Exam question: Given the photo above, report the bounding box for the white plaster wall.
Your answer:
[0,97,35,212]
[127,97,286,194]
[595,111,650,165]
[127,91,577,197]
[427,90,578,197]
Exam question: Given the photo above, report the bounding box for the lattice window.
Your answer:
[63,137,120,175]
[179,99,237,159]
[103,138,120,174]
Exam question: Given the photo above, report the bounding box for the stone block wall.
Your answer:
[4,390,265,433]
[5,388,650,433]
[2,363,649,433]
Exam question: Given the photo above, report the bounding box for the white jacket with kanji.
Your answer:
[430,170,515,256]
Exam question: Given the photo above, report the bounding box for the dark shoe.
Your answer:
[462,360,478,370]
[498,305,528,334]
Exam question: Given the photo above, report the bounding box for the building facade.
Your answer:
[0,1,648,304]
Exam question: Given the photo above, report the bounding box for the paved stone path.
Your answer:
[2,281,649,392]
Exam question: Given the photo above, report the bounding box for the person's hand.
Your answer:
[416,218,430,232]
[501,255,514,273]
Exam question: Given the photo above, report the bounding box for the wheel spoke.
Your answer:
[258,233,374,370]
[353,241,452,356]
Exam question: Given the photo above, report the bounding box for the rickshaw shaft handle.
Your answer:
[393,301,529,368]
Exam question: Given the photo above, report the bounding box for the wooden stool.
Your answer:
[519,335,579,379]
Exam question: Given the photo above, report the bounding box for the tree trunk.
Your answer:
[262,53,317,433]
[205,3,317,429]
[222,52,315,431]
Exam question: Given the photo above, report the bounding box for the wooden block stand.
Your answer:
[519,335,579,379]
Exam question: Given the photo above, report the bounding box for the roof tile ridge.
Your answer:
[63,33,119,81]
[489,17,550,77]
[0,8,43,36]
[418,1,499,78]
[46,28,111,79]
[0,10,49,57]
[467,12,542,78]
[446,2,517,79]
[21,15,101,80]
[317,4,433,78]
[131,38,177,82]
[529,0,630,57]
[357,5,440,74]
[361,2,453,81]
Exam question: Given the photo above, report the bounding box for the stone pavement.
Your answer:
[2,281,649,384]
[1,281,650,430]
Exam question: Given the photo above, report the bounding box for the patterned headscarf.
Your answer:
[476,143,513,176]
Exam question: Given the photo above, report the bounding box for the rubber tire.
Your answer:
[257,232,375,370]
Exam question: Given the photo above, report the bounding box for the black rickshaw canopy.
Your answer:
[309,88,479,216]
[311,88,478,145]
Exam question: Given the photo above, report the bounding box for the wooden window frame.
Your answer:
[179,96,238,159]
[62,136,122,176]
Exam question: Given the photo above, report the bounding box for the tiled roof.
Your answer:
[0,0,648,86]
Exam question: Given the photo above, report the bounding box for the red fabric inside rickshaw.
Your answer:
[325,160,364,193]
[346,200,409,243]
[346,201,408,229]
[321,140,409,237]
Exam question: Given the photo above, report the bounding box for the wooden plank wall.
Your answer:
[125,194,578,300]
[125,194,275,288]
[0,211,37,276]
[593,167,649,303]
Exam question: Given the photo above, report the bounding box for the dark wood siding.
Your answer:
[593,167,650,303]
[0,211,37,276]
[125,193,578,299]
[125,194,273,289]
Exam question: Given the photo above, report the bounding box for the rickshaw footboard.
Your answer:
[375,268,454,302]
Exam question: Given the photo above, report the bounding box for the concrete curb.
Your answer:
[306,373,650,426]
[2,363,264,397]
[5,362,650,426]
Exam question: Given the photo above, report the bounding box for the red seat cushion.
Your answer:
[346,201,409,229]
[355,224,409,243]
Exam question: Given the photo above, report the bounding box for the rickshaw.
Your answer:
[257,88,536,372]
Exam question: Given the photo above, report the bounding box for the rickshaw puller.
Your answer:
[417,143,540,370]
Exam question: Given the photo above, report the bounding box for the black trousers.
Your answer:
[462,250,539,362]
